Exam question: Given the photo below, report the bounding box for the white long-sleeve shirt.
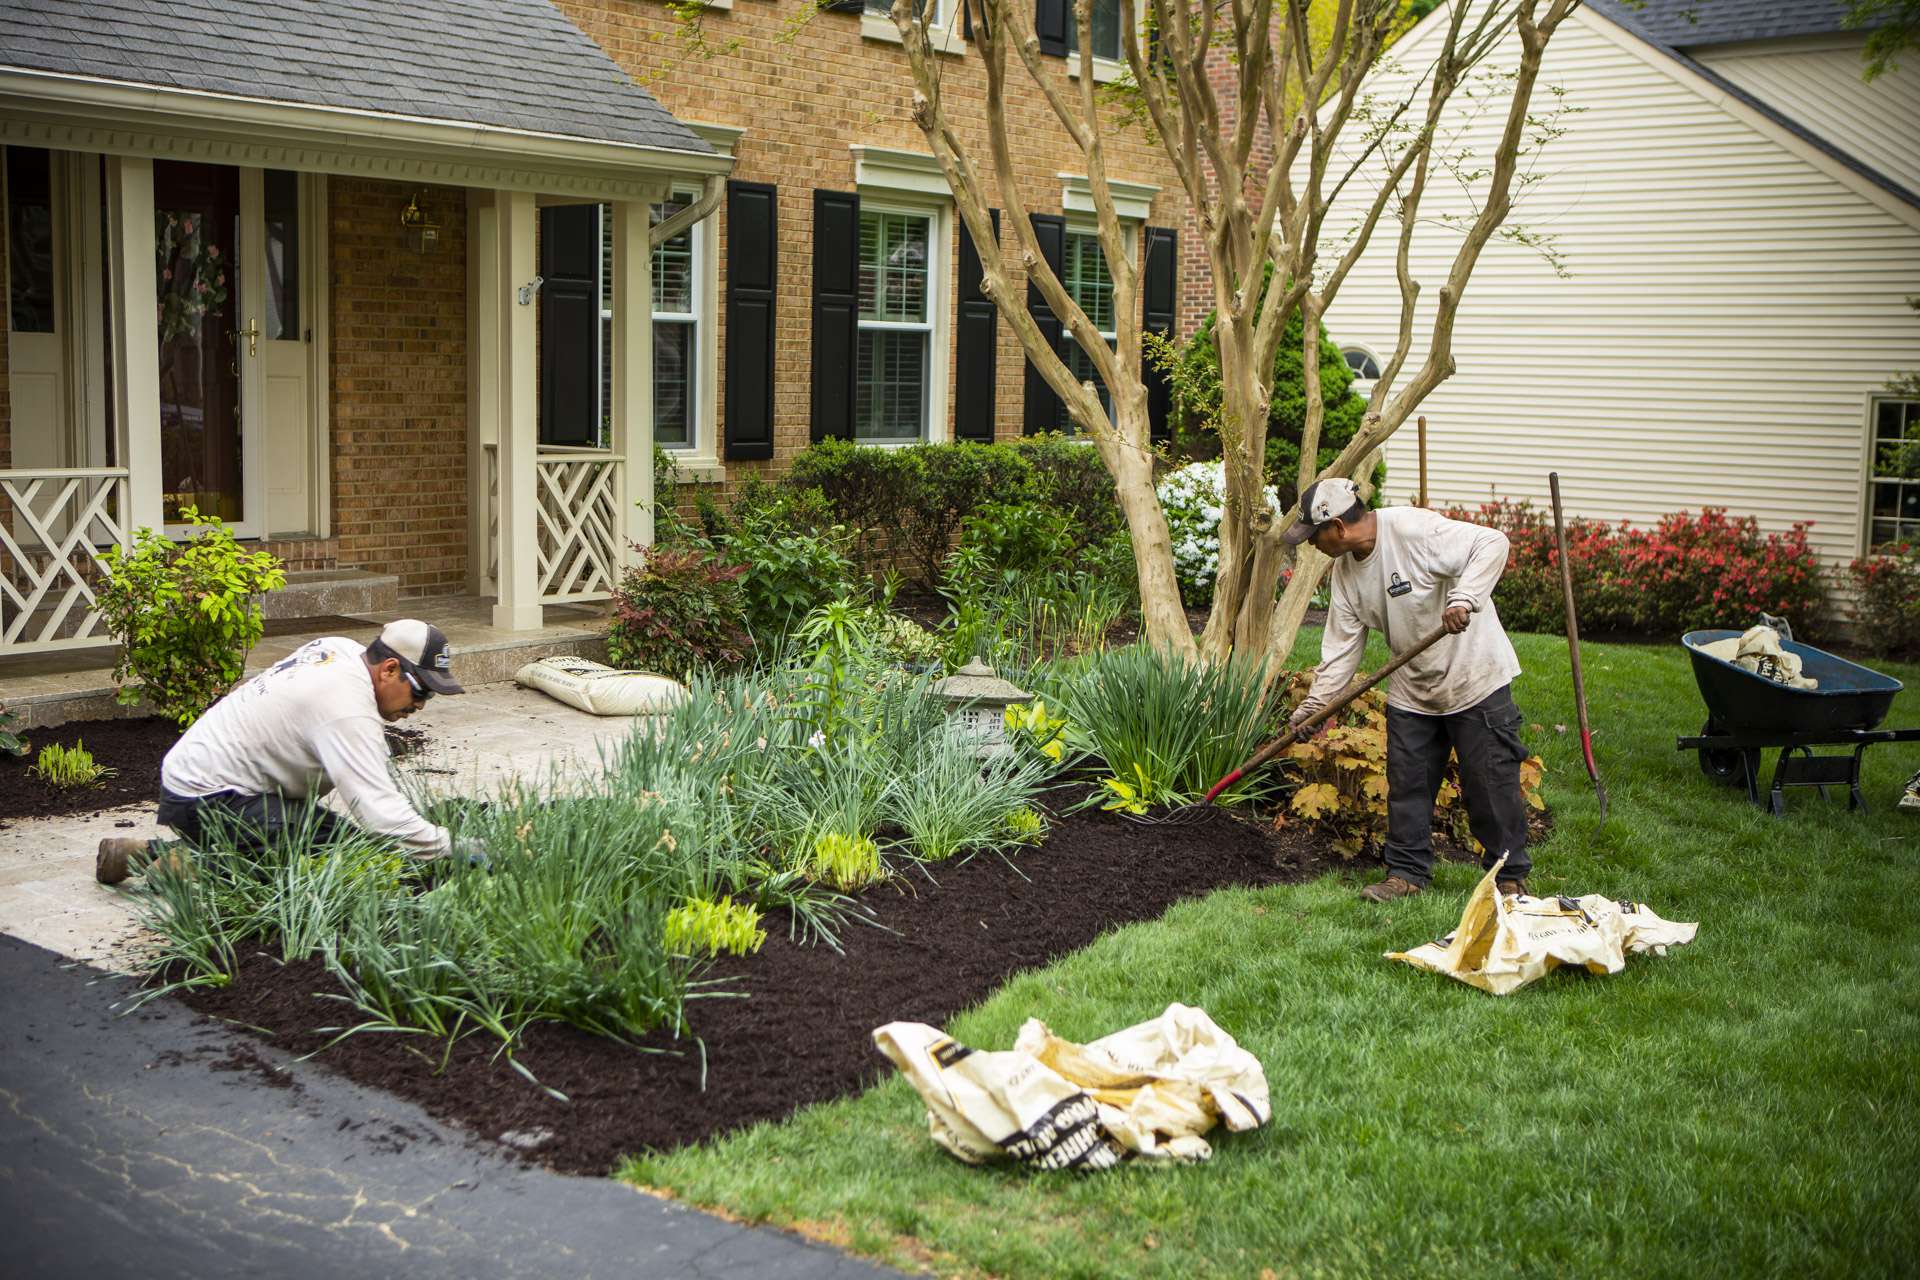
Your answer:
[1298,506,1522,718]
[160,637,452,858]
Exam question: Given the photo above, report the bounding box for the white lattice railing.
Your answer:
[0,467,131,655]
[482,446,623,607]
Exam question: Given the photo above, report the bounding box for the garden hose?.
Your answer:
[1199,623,1452,806]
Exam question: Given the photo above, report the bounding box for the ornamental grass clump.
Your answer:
[664,897,767,958]
[1041,643,1281,808]
[29,741,113,789]
[807,832,883,889]
[885,726,1056,862]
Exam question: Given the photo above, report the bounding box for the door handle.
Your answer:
[229,319,261,358]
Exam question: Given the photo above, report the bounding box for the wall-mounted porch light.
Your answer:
[400,190,441,253]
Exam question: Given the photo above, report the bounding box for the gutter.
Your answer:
[649,174,725,248]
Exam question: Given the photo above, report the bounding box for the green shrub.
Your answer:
[1848,542,1920,657]
[959,500,1077,578]
[0,704,25,758]
[719,498,859,647]
[1008,433,1125,545]
[29,740,113,788]
[605,545,751,678]
[97,507,286,727]
[1040,644,1280,808]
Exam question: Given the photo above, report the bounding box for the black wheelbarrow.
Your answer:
[1677,629,1918,816]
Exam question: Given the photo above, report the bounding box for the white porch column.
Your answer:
[106,156,162,534]
[492,189,542,631]
[466,190,500,596]
[611,200,654,560]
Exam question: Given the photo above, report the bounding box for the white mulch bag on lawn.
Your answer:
[514,656,688,716]
[1387,860,1698,996]
[872,1003,1270,1170]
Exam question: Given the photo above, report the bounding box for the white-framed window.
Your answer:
[1066,0,1121,59]
[1867,396,1920,551]
[856,204,940,443]
[590,193,706,455]
[861,0,965,52]
[1057,221,1129,433]
[1342,346,1381,401]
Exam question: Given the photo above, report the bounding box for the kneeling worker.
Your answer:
[1282,478,1533,902]
[96,619,471,884]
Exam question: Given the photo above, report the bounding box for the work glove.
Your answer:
[1289,704,1330,739]
[452,836,491,871]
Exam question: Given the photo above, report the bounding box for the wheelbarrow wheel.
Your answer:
[1697,719,1747,786]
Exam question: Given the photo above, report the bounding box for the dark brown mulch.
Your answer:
[0,715,179,825]
[179,800,1333,1176]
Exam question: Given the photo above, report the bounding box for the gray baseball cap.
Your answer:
[1280,477,1363,546]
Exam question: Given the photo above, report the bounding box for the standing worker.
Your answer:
[95,619,477,884]
[1282,478,1533,902]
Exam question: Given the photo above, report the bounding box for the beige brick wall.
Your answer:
[557,0,1195,487]
[327,177,470,596]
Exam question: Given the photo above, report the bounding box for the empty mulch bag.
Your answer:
[872,1003,1270,1170]
[1387,860,1698,996]
[1699,624,1817,690]
[514,656,688,716]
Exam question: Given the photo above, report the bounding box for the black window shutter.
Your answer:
[1142,226,1178,447]
[1035,0,1068,56]
[953,208,1000,443]
[537,203,599,447]
[810,189,861,444]
[725,181,778,461]
[1022,213,1066,436]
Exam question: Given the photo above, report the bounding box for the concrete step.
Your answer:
[261,569,399,621]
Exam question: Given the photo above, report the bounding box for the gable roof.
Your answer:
[1583,1,1857,50]
[1582,0,1915,211]
[0,0,712,157]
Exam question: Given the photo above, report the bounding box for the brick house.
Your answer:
[0,0,1197,662]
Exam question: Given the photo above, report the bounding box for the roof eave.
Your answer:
[0,66,731,199]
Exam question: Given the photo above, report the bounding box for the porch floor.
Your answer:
[0,595,610,729]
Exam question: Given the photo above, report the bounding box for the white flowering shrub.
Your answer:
[1155,460,1279,608]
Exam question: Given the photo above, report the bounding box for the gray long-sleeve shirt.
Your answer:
[1298,506,1521,718]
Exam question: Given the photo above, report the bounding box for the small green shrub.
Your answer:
[1848,542,1920,657]
[721,503,859,647]
[0,704,26,758]
[605,545,751,678]
[664,896,767,957]
[97,507,286,727]
[29,740,114,789]
[1008,433,1125,545]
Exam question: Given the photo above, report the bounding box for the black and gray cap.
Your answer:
[1280,477,1364,546]
[370,618,465,694]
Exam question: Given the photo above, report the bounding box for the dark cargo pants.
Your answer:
[154,787,359,858]
[1383,684,1532,887]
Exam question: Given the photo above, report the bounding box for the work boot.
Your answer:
[95,837,146,886]
[1360,875,1423,903]
[1497,877,1529,898]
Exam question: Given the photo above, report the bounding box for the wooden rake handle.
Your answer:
[1201,623,1452,805]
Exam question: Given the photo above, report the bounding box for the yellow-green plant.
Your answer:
[1003,805,1047,843]
[1004,698,1068,762]
[98,507,286,727]
[807,831,883,889]
[664,896,767,957]
[29,740,114,789]
[1100,763,1156,816]
[1277,671,1546,858]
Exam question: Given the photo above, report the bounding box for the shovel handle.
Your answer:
[1202,623,1452,805]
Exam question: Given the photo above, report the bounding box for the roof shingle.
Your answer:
[0,0,712,156]
[1585,0,1858,50]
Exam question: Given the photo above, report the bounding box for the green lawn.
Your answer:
[624,629,1920,1279]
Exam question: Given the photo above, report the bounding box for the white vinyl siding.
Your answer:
[1694,35,1920,194]
[1318,7,1920,593]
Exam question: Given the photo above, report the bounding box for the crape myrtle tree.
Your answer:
[887,0,1577,667]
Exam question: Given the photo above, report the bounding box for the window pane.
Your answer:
[263,169,300,340]
[1066,0,1121,59]
[859,211,928,323]
[857,329,926,440]
[654,319,693,447]
[1063,230,1114,333]
[1874,400,1920,480]
[1059,337,1113,434]
[866,0,933,16]
[6,146,54,333]
[651,197,694,314]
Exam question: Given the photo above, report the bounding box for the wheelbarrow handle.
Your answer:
[1202,623,1452,804]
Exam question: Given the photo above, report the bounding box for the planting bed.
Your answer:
[0,716,179,824]
[180,799,1330,1175]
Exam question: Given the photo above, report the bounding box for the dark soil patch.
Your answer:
[0,715,178,825]
[179,799,1333,1176]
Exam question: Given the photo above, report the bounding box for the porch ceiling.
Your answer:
[0,0,729,198]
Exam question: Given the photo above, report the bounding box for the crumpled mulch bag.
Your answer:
[1387,861,1698,996]
[514,655,688,716]
[872,1003,1270,1170]
[1700,625,1817,690]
